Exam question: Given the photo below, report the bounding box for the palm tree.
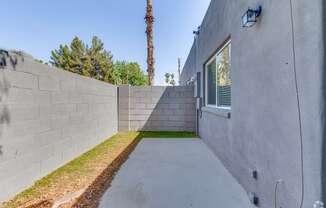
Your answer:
[145,0,155,85]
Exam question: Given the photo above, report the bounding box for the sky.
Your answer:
[0,0,210,85]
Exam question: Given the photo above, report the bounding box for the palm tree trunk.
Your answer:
[145,0,155,85]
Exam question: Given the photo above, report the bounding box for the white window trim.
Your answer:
[205,54,217,108]
[205,40,231,110]
[217,106,231,110]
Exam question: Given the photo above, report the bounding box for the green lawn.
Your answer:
[140,131,197,138]
[1,131,196,208]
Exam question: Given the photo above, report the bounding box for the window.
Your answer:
[205,40,231,109]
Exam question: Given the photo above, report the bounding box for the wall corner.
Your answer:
[118,85,130,132]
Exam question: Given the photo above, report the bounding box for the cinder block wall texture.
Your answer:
[119,86,196,132]
[0,52,118,202]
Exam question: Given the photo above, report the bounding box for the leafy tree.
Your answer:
[50,36,113,82]
[113,61,148,86]
[170,73,176,86]
[51,36,147,86]
[165,73,170,84]
[164,73,176,86]
[218,44,231,86]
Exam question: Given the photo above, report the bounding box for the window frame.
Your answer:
[205,40,231,110]
[205,55,218,108]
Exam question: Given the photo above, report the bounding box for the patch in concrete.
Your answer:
[52,188,86,208]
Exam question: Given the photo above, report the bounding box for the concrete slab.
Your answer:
[99,139,251,208]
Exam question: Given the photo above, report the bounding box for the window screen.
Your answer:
[206,58,217,106]
[205,41,231,109]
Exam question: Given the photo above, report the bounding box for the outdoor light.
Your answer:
[242,6,262,27]
[193,26,201,36]
[249,192,259,207]
[314,201,324,208]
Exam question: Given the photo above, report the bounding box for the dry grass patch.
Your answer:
[1,132,142,208]
[1,131,196,208]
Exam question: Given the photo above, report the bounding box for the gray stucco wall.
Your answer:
[180,43,196,86]
[118,86,196,132]
[181,0,324,207]
[0,52,118,202]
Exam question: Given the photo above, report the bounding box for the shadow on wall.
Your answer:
[0,50,22,70]
[128,86,196,132]
[0,50,19,155]
[322,0,326,203]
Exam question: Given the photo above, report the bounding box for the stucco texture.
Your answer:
[181,0,324,207]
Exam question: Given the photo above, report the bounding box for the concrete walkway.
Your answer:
[99,139,251,208]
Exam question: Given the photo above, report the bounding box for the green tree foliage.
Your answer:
[164,73,176,86]
[51,36,113,82]
[35,59,49,65]
[50,36,148,86]
[217,44,231,86]
[112,61,148,86]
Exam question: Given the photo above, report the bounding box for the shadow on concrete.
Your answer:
[141,87,173,131]
[0,105,10,156]
[0,50,18,156]
[133,87,195,132]
[0,50,23,70]
[0,74,11,156]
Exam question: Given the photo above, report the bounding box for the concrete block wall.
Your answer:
[119,86,196,132]
[0,52,118,202]
[0,52,195,202]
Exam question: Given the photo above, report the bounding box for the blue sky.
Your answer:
[0,0,210,85]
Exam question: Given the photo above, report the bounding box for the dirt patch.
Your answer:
[71,137,141,208]
[25,200,52,208]
[1,131,195,208]
[1,132,142,208]
[52,189,86,208]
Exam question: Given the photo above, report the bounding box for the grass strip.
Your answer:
[1,131,196,208]
[140,131,196,138]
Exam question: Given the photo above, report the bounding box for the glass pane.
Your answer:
[206,58,217,106]
[217,43,231,107]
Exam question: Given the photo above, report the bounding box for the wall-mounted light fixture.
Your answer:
[249,192,259,207]
[314,201,324,208]
[242,6,262,27]
[193,26,201,36]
